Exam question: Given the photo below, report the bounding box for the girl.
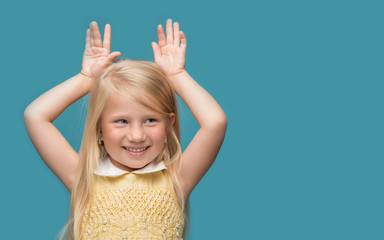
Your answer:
[24,19,227,239]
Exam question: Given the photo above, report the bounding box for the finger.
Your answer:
[85,29,90,49]
[173,22,180,46]
[180,31,187,51]
[90,21,102,47]
[157,25,166,48]
[90,25,94,46]
[151,42,161,62]
[166,19,173,45]
[103,24,111,52]
[106,51,121,64]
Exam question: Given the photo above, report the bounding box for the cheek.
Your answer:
[150,127,167,142]
[102,126,122,143]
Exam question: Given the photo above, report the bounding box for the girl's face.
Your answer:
[100,92,175,172]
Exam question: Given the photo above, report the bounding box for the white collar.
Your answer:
[95,157,167,176]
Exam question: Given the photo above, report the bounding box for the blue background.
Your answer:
[1,0,383,239]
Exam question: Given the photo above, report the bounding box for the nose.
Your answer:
[127,124,146,142]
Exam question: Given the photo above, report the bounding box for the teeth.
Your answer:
[124,147,147,152]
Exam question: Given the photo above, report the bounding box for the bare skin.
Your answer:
[152,19,227,198]
[24,22,121,191]
[24,19,227,200]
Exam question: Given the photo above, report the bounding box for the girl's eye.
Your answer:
[145,118,157,124]
[116,119,127,124]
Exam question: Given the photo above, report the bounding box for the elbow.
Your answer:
[23,105,42,125]
[217,112,228,130]
[23,106,33,123]
[24,102,54,124]
[24,107,35,129]
[207,112,228,133]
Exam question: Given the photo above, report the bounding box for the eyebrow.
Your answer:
[108,114,162,119]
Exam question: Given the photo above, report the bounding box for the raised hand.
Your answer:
[81,22,121,80]
[151,19,187,79]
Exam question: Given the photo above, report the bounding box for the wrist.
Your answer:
[79,70,94,81]
[168,70,189,82]
[77,72,95,91]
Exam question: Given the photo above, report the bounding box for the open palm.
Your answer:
[152,19,187,78]
[81,22,121,80]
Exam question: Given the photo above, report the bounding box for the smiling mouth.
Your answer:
[122,146,150,152]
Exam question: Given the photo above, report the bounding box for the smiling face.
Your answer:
[99,92,175,172]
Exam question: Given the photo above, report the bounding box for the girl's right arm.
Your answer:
[24,22,120,192]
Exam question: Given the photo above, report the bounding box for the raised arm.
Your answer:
[24,22,121,191]
[152,19,227,197]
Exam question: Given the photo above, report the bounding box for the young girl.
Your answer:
[24,19,227,239]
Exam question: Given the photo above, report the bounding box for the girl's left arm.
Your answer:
[152,19,227,197]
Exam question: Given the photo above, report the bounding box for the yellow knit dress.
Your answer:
[81,158,184,240]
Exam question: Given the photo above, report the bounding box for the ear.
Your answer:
[169,113,176,126]
[167,113,176,133]
[99,129,103,141]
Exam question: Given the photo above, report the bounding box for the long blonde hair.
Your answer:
[60,59,187,240]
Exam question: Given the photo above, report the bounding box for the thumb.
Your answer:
[151,42,161,63]
[106,51,121,64]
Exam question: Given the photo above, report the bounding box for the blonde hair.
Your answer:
[59,59,187,240]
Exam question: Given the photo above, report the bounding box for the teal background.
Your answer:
[1,0,383,239]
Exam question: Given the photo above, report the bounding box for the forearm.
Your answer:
[170,71,227,129]
[24,73,93,122]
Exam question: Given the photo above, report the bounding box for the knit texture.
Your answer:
[81,170,184,240]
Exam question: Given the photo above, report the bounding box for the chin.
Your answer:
[125,159,153,170]
[110,157,151,172]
